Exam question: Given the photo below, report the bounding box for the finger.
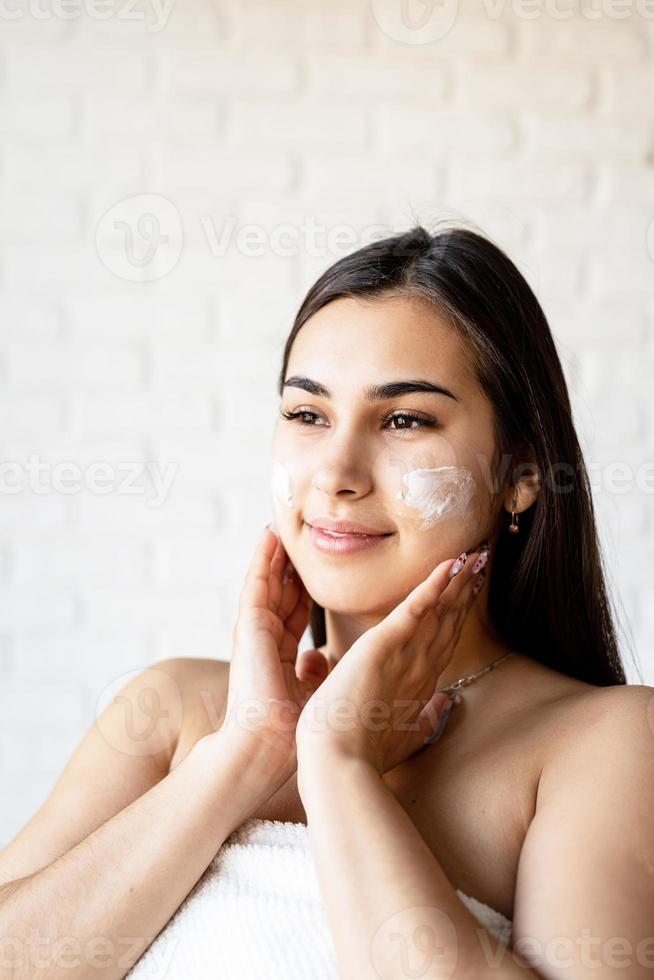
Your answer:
[472,565,487,597]
[373,547,484,664]
[278,571,298,622]
[270,534,287,582]
[422,542,489,635]
[442,541,489,595]
[295,648,329,685]
[280,582,312,655]
[238,526,280,614]
[423,552,487,666]
[277,557,300,621]
[419,691,456,746]
[434,544,489,626]
[266,534,290,617]
[439,548,479,602]
[371,557,459,649]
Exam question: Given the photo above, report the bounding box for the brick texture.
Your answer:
[0,0,652,846]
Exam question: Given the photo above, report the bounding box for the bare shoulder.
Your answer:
[492,655,653,784]
[0,657,230,888]
[536,681,654,801]
[542,680,653,740]
[165,657,231,772]
[511,683,654,943]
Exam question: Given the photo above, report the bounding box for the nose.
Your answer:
[311,426,373,499]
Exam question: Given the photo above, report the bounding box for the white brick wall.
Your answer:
[0,0,653,847]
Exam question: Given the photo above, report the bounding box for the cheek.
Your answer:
[270,458,295,509]
[397,465,478,529]
[377,440,483,531]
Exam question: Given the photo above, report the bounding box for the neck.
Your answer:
[319,594,511,689]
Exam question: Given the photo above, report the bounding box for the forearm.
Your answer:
[0,731,274,980]
[298,748,539,980]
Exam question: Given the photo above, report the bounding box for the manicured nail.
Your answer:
[426,699,454,744]
[448,552,468,578]
[472,567,487,595]
[472,549,489,574]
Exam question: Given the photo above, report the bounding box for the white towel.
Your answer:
[126,816,512,979]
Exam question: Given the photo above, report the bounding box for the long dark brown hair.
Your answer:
[277,222,640,687]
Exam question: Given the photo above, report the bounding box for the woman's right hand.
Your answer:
[220,525,329,790]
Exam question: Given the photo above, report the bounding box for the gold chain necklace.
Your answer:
[322,648,517,691]
[437,650,517,694]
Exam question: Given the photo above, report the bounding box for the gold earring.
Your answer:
[508,495,519,534]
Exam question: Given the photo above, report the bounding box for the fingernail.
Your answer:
[472,549,489,574]
[472,567,487,595]
[426,699,454,744]
[283,560,295,584]
[448,551,468,578]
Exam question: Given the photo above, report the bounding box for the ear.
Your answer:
[502,458,541,516]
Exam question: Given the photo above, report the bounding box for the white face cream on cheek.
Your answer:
[270,459,294,508]
[397,466,476,529]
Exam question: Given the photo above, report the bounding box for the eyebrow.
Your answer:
[282,375,460,403]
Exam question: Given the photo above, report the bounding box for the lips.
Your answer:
[306,517,393,537]
[307,522,393,556]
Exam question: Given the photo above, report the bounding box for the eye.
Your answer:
[385,411,436,432]
[279,408,326,426]
[279,408,437,432]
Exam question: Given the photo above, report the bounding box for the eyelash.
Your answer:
[279,408,438,433]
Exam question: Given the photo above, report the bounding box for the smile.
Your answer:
[305,522,393,555]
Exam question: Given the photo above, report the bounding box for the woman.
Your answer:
[0,225,650,980]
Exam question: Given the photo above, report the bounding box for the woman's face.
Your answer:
[270,292,503,616]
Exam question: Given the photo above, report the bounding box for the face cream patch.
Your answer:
[271,459,294,508]
[397,466,476,528]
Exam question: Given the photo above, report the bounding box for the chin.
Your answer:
[304,582,396,617]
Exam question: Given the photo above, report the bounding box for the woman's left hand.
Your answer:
[295,544,488,776]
